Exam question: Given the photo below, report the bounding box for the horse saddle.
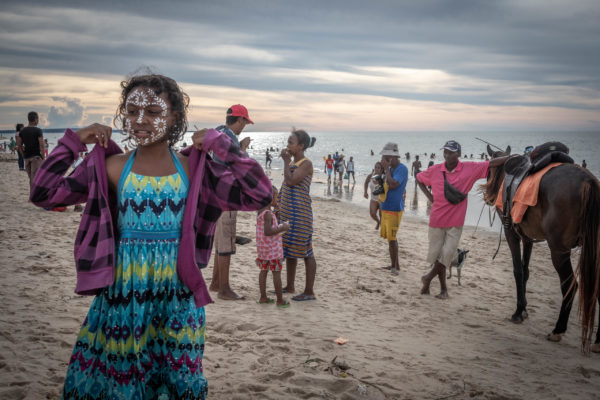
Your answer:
[501,141,573,228]
[529,142,573,174]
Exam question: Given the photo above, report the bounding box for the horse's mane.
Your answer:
[478,150,508,205]
[478,167,504,205]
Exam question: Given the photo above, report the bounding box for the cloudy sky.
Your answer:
[1,0,599,132]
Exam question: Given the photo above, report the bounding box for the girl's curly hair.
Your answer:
[114,74,189,147]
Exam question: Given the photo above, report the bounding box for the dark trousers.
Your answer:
[17,152,24,170]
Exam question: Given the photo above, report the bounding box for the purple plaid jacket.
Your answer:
[31,128,272,307]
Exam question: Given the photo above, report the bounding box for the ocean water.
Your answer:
[37,130,600,230]
[234,130,599,231]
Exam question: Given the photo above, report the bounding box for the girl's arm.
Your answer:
[263,211,289,237]
[31,125,119,208]
[283,159,313,187]
[30,129,91,207]
[363,172,373,198]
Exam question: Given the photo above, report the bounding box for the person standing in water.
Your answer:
[345,156,356,183]
[412,155,422,180]
[266,148,273,168]
[325,154,334,183]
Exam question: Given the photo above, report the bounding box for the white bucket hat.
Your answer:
[380,142,400,157]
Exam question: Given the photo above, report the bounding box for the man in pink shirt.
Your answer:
[416,140,505,299]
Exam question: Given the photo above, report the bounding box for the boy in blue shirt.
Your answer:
[379,142,409,275]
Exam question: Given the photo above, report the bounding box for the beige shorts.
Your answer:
[426,226,463,268]
[215,211,237,255]
[25,156,43,189]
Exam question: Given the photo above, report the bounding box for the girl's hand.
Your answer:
[280,149,291,163]
[77,123,112,148]
[192,129,208,151]
[279,222,290,232]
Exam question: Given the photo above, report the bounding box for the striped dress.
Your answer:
[279,158,314,258]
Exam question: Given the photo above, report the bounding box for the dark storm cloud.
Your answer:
[1,0,599,109]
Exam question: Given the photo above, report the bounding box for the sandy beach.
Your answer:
[0,154,599,400]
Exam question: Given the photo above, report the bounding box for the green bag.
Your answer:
[343,173,349,179]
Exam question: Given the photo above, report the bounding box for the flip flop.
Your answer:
[235,236,252,245]
[277,301,290,309]
[291,294,317,301]
[256,298,275,304]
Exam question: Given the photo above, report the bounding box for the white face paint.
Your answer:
[153,117,167,135]
[124,87,170,146]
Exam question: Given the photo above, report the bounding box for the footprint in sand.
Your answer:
[240,383,269,393]
[576,365,600,379]
[236,323,260,332]
[270,337,290,343]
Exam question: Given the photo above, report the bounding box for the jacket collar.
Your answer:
[441,159,463,173]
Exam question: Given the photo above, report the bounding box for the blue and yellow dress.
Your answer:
[63,149,207,399]
[279,157,314,259]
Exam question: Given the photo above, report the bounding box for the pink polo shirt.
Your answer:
[417,160,489,228]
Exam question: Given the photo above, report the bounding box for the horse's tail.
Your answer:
[577,177,600,353]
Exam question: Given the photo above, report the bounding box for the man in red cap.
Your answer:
[210,104,254,300]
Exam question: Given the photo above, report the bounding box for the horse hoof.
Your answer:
[546,333,563,342]
[510,315,524,324]
[591,343,600,353]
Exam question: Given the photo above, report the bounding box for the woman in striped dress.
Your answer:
[279,129,318,301]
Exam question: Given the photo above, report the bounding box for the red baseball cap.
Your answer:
[227,104,254,124]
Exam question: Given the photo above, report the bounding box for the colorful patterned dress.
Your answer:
[279,158,314,258]
[63,149,208,400]
[255,209,284,271]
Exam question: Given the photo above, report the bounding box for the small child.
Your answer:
[256,186,290,307]
[372,173,385,195]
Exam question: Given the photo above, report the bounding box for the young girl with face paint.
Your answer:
[278,128,319,302]
[30,74,272,399]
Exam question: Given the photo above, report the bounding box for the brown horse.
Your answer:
[481,145,600,353]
